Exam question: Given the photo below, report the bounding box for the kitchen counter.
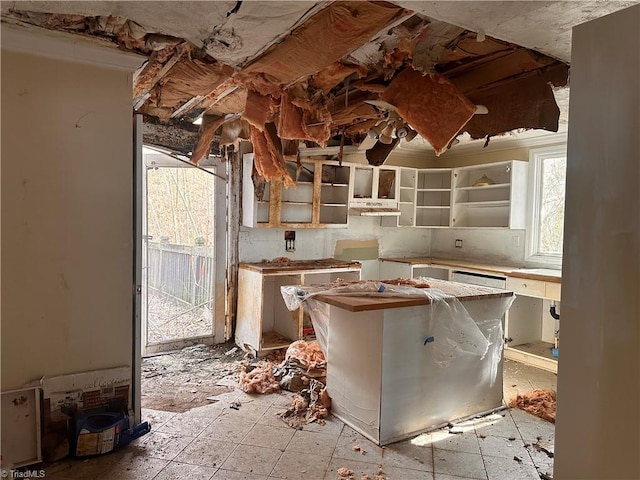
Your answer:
[240,258,361,274]
[315,278,513,312]
[507,268,561,283]
[235,259,361,354]
[379,256,562,282]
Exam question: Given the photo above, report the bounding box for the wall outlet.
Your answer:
[285,230,296,252]
[454,239,463,248]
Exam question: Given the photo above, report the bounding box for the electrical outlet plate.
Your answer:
[455,239,463,248]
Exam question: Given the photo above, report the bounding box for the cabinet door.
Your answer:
[379,260,412,279]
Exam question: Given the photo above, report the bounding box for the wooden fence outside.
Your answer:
[147,242,215,306]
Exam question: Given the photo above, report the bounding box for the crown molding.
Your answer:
[440,129,568,158]
[1,22,146,71]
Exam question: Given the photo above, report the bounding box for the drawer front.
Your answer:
[506,277,546,298]
[545,282,562,301]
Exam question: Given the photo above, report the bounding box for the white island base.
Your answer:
[312,280,513,445]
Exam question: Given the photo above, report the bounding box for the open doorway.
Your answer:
[139,147,241,413]
[141,148,217,355]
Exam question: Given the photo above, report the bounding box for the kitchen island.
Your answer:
[300,278,514,445]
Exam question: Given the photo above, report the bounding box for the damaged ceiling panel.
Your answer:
[4,0,609,183]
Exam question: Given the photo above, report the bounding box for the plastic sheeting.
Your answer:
[282,279,514,379]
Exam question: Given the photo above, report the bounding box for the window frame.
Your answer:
[526,145,567,267]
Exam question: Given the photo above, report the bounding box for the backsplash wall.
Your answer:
[239,216,432,279]
[430,228,526,266]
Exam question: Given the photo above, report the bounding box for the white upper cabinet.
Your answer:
[349,165,399,212]
[451,160,528,229]
[244,155,527,230]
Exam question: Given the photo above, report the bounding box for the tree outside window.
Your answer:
[527,146,567,265]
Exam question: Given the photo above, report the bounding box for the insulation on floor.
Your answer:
[509,388,556,423]
[238,361,280,394]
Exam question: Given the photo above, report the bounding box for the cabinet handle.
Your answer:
[522,283,527,288]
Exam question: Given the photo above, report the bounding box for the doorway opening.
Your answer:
[142,148,216,355]
[139,147,242,413]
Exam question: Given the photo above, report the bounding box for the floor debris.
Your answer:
[352,445,366,454]
[509,389,556,423]
[141,341,244,413]
[532,441,555,458]
[337,467,354,479]
[238,361,280,394]
[237,340,333,428]
[279,378,330,428]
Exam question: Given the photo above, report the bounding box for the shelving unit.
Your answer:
[242,154,352,228]
[319,163,351,225]
[280,171,314,224]
[381,168,414,227]
[415,168,452,227]
[451,161,527,229]
[244,156,526,230]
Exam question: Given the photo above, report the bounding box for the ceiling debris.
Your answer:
[250,124,294,186]
[381,69,477,156]
[190,116,228,164]
[2,1,578,167]
[239,1,407,91]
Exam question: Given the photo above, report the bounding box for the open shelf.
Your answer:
[455,183,510,191]
[509,341,556,360]
[455,200,510,207]
[261,330,296,351]
[505,341,558,373]
[417,169,451,189]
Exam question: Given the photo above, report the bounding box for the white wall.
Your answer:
[1,30,142,390]
[554,5,639,479]
[430,228,526,266]
[239,217,431,279]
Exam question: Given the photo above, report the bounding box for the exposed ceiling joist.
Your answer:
[4,1,635,172]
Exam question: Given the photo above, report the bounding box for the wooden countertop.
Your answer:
[379,256,562,283]
[506,268,562,283]
[380,256,518,275]
[240,258,361,273]
[313,278,514,312]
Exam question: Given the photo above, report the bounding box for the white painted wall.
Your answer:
[1,30,143,390]
[430,228,526,267]
[239,217,431,279]
[554,5,639,479]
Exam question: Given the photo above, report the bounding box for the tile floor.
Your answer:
[43,360,556,480]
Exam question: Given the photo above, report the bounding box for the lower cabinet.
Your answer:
[504,276,561,373]
[379,258,450,280]
[235,261,361,355]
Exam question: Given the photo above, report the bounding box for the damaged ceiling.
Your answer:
[2,1,637,183]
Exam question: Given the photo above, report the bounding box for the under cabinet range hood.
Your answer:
[350,208,401,216]
[348,203,401,216]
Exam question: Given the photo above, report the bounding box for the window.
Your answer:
[526,145,567,265]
